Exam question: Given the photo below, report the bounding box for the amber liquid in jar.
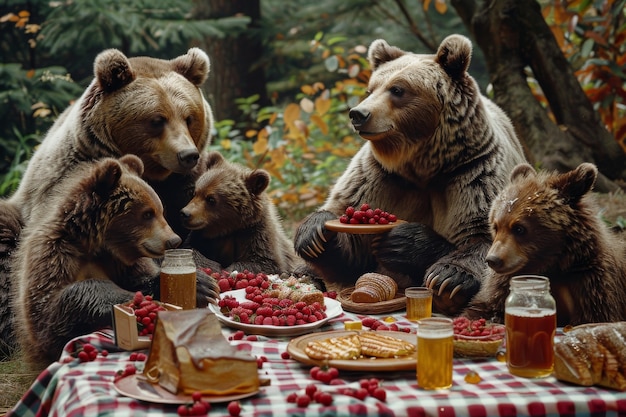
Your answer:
[160,249,196,310]
[505,307,556,378]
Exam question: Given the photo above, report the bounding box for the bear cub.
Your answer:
[181,151,301,274]
[13,155,184,366]
[465,163,626,326]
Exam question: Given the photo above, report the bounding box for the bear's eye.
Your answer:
[206,196,216,206]
[150,116,166,129]
[511,223,526,236]
[389,86,404,97]
[185,115,194,126]
[142,210,155,220]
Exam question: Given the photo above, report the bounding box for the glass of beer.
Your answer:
[160,249,197,310]
[416,317,454,390]
[405,287,433,321]
[505,275,556,378]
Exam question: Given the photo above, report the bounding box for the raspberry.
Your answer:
[286,392,298,402]
[227,401,241,416]
[372,387,387,402]
[296,395,311,408]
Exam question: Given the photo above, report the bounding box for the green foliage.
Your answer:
[209,34,369,220]
[0,0,249,197]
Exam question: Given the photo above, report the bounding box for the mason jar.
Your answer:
[504,275,556,378]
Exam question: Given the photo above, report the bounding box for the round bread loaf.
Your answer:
[350,273,398,303]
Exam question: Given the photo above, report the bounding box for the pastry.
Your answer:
[144,310,260,396]
[554,322,626,391]
[350,273,398,303]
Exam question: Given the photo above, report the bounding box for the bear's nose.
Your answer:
[485,255,503,270]
[178,149,200,169]
[166,235,182,249]
[349,108,370,128]
[180,208,191,219]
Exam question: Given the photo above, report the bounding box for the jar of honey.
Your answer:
[504,275,556,378]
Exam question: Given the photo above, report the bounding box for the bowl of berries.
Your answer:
[452,317,505,358]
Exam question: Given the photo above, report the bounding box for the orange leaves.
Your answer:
[422,0,447,14]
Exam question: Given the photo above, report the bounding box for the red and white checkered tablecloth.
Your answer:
[7,308,626,417]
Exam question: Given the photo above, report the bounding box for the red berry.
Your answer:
[305,383,317,397]
[177,404,190,416]
[318,391,333,406]
[191,391,203,402]
[227,400,241,416]
[281,351,291,359]
[309,366,320,379]
[190,402,207,415]
[372,387,387,402]
[296,395,311,408]
[286,392,298,403]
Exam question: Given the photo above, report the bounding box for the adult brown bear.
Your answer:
[294,35,527,316]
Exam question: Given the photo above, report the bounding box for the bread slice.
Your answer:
[554,322,626,391]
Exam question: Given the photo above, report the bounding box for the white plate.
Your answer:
[209,289,343,337]
[114,374,260,404]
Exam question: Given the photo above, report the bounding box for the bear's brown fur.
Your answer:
[465,163,626,326]
[294,35,526,316]
[9,48,213,227]
[181,152,302,274]
[0,48,220,358]
[12,155,183,366]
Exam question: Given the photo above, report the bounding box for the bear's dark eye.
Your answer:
[142,210,155,220]
[185,115,193,126]
[151,116,166,129]
[206,196,216,206]
[511,223,526,236]
[389,86,404,97]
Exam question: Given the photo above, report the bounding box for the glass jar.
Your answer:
[504,275,556,378]
[159,249,196,310]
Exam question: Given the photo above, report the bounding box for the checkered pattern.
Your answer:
[7,308,626,417]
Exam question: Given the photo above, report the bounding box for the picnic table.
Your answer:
[7,303,626,417]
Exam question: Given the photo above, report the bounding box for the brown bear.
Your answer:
[8,47,213,233]
[12,155,191,366]
[181,151,302,274]
[294,35,527,316]
[464,163,626,327]
[0,48,220,358]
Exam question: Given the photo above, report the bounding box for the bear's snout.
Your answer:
[166,235,182,249]
[485,254,503,270]
[178,149,200,170]
[349,108,371,129]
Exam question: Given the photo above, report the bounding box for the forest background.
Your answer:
[1,0,626,411]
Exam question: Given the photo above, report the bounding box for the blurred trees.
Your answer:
[0,0,624,201]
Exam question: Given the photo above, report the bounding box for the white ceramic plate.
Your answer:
[209,289,343,337]
[114,374,260,404]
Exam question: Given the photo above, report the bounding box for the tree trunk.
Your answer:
[451,0,626,192]
[191,0,268,122]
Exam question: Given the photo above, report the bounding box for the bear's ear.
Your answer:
[436,34,472,78]
[509,163,536,182]
[204,151,225,170]
[91,159,123,198]
[172,47,210,87]
[118,154,144,177]
[246,170,270,196]
[368,39,407,71]
[94,49,136,93]
[552,163,598,204]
